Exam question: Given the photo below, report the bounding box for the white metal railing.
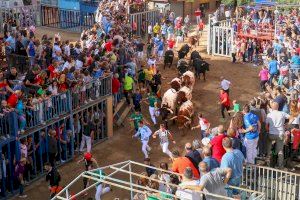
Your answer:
[53,160,265,200]
[242,164,300,200]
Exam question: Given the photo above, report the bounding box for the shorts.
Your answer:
[158,50,164,57]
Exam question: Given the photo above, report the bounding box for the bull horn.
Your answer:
[169,116,177,121]
[167,108,174,114]
[183,115,191,121]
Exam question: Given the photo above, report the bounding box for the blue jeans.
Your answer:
[19,180,24,195]
[226,177,242,197]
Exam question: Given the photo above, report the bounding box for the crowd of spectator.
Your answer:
[1,1,300,199]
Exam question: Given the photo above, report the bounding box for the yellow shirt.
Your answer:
[110,53,117,62]
[144,68,154,81]
[124,75,134,91]
[153,25,161,34]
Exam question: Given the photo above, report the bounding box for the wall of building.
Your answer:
[169,0,219,18]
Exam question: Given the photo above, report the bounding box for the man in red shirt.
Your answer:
[105,39,113,52]
[198,19,205,37]
[209,125,226,163]
[112,73,120,106]
[291,128,300,153]
[172,150,200,179]
[195,8,201,24]
[167,38,175,50]
[219,89,231,120]
[7,90,22,108]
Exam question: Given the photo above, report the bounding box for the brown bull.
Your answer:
[170,100,194,130]
[177,86,192,106]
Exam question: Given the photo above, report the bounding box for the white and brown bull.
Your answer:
[181,71,195,90]
[177,86,192,106]
[160,88,178,129]
[170,100,194,130]
[169,77,181,91]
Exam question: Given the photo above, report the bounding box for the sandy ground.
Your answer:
[11,26,261,200]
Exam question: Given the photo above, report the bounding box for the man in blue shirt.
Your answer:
[27,36,36,66]
[132,121,152,158]
[268,56,278,87]
[221,137,245,197]
[242,104,261,164]
[5,32,16,52]
[202,146,219,172]
[291,52,300,68]
[157,39,164,61]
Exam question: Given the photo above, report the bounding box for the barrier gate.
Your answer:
[129,9,160,36]
[207,14,234,58]
[212,26,234,57]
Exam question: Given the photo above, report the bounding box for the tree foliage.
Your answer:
[221,0,251,7]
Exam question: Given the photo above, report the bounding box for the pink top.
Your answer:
[259,69,269,81]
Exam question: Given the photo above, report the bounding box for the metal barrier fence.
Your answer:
[54,160,266,200]
[0,75,112,198]
[207,15,234,57]
[129,9,160,36]
[41,6,95,32]
[0,4,41,33]
[71,76,112,110]
[242,164,300,200]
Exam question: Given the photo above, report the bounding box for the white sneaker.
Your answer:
[19,194,27,198]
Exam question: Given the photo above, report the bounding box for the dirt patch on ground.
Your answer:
[12,28,260,200]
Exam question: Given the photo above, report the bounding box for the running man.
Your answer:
[129,110,150,133]
[77,152,99,193]
[132,120,152,158]
[153,124,176,159]
[144,92,159,125]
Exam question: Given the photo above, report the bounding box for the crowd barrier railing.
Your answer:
[0,76,112,198]
[242,164,300,200]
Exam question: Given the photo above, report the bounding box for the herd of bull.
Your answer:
[159,44,210,132]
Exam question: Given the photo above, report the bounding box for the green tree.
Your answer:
[221,0,251,7]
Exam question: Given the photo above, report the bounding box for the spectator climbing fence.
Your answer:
[129,9,160,36]
[0,4,41,33]
[0,75,112,198]
[242,164,300,200]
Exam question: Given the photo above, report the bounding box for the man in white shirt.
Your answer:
[225,10,231,20]
[175,167,202,200]
[63,41,70,57]
[266,102,290,168]
[220,76,231,94]
[148,24,153,38]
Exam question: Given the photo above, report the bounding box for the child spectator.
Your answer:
[258,66,269,91]
[14,157,27,198]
